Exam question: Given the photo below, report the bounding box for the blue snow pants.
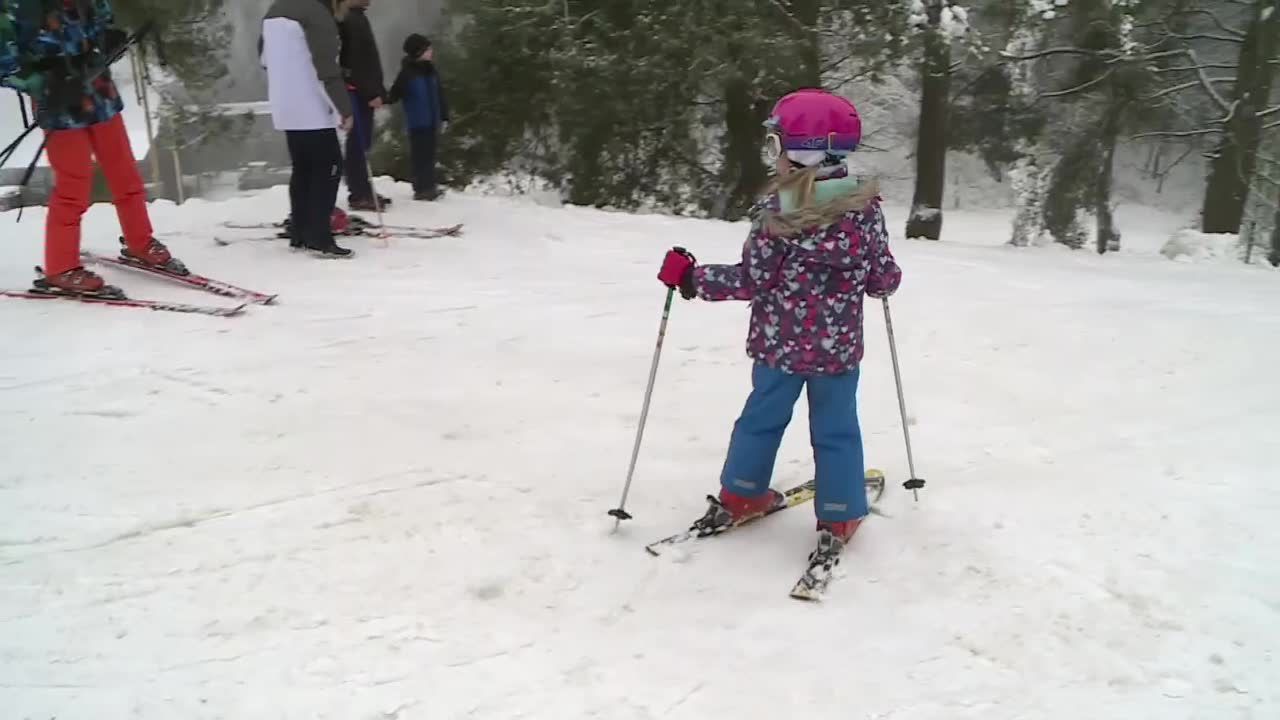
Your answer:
[719,362,867,522]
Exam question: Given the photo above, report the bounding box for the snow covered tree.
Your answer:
[902,2,971,239]
[1077,0,1279,236]
[999,0,1209,252]
[1194,0,1279,233]
[437,0,908,217]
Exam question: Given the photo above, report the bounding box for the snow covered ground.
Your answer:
[1,184,1278,719]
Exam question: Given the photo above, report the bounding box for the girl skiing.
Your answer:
[656,88,902,555]
[0,0,186,298]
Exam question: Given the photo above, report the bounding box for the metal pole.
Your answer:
[883,298,926,501]
[353,103,388,248]
[131,49,162,194]
[609,287,676,529]
[172,146,185,205]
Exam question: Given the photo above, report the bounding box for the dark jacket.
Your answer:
[388,58,448,130]
[0,0,128,131]
[338,7,385,101]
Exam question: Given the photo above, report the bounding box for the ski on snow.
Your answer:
[644,478,820,557]
[645,469,886,554]
[81,251,277,305]
[644,469,887,601]
[0,288,246,316]
[786,469,887,601]
[219,219,464,240]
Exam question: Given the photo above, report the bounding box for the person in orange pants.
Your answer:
[0,1,184,298]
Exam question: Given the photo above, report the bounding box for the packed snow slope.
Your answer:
[1,183,1277,720]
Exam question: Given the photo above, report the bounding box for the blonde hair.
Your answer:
[759,165,881,237]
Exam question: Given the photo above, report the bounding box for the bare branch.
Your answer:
[1000,47,1101,62]
[1037,69,1114,100]
[1146,80,1204,99]
[1131,128,1222,140]
[1143,49,1194,62]
[1166,9,1249,39]
[1186,49,1233,112]
[1152,63,1239,73]
[1155,145,1199,180]
[1166,32,1245,45]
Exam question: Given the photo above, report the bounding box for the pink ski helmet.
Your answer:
[764,88,862,163]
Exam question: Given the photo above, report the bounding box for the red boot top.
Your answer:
[718,487,784,522]
[818,518,862,542]
[331,208,351,235]
[40,266,105,294]
[121,239,189,275]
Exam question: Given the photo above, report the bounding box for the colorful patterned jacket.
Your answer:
[0,0,125,131]
[693,166,902,376]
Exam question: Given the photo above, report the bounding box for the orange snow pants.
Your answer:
[43,114,153,276]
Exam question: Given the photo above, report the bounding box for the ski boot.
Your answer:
[807,518,862,573]
[32,266,125,299]
[690,487,785,537]
[413,188,444,201]
[119,238,189,276]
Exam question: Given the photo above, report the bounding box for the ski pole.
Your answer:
[364,152,388,248]
[883,298,926,501]
[608,285,677,530]
[348,100,388,248]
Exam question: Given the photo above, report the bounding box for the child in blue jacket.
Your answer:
[387,33,448,201]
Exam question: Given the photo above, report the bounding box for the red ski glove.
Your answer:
[658,247,697,299]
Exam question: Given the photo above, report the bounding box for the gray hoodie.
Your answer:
[260,0,353,121]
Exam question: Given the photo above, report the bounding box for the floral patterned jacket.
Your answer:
[693,171,902,376]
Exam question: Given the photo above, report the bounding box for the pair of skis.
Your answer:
[644,469,887,601]
[1,251,275,317]
[218,219,464,241]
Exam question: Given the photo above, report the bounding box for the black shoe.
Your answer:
[305,240,353,259]
[413,188,443,201]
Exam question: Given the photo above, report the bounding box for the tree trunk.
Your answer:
[789,0,822,86]
[1008,152,1047,246]
[905,13,951,240]
[1095,99,1124,254]
[1270,193,1280,267]
[720,76,771,220]
[1200,0,1279,233]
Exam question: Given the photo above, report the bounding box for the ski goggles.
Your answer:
[764,132,784,161]
[762,117,860,161]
